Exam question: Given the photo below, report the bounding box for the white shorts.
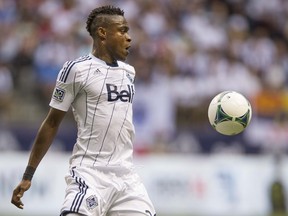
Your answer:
[60,166,156,216]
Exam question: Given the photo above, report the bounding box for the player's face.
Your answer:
[104,15,131,62]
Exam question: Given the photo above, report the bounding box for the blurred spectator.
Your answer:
[0,129,20,151]
[133,73,175,153]
[0,61,14,121]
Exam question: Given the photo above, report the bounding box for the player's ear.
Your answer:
[97,27,106,40]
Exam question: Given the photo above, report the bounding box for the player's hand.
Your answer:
[11,180,31,209]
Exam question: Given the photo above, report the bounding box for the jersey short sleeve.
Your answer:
[49,61,83,112]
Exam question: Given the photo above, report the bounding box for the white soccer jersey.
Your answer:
[50,54,136,170]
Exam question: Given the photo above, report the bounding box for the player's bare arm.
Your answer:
[11,108,66,209]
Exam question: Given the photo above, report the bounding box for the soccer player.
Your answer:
[11,5,156,216]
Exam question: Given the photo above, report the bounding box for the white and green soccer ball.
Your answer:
[208,91,252,136]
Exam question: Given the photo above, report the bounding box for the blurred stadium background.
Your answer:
[1,0,288,215]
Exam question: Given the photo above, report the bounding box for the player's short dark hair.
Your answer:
[86,5,124,37]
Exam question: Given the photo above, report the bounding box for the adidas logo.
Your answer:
[94,68,102,75]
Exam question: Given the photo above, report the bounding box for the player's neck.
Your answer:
[92,49,118,67]
[92,49,117,66]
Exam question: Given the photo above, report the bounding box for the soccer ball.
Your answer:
[208,91,252,136]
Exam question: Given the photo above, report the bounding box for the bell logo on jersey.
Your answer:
[106,84,135,103]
